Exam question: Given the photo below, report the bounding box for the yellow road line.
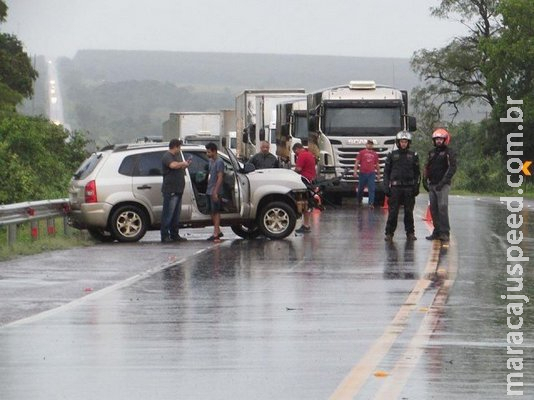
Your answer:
[329,240,443,400]
[373,237,458,399]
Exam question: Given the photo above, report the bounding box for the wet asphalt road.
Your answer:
[0,196,533,399]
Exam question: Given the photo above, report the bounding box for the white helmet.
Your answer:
[395,130,412,148]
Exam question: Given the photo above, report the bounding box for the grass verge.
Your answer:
[0,218,94,262]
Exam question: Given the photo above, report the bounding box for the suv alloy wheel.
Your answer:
[109,204,148,242]
[258,201,296,239]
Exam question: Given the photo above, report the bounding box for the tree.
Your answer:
[411,0,501,128]
[0,1,6,22]
[0,0,89,204]
[412,0,533,160]
[481,0,534,157]
[0,0,38,109]
[0,114,88,203]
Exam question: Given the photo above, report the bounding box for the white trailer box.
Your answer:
[163,112,221,141]
[235,89,305,160]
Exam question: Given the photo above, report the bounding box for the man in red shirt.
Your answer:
[292,143,316,233]
[354,140,380,208]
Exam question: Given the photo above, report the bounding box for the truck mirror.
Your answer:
[407,116,417,132]
[308,117,317,132]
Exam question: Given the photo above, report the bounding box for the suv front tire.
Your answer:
[258,201,296,239]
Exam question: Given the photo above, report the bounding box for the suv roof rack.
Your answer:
[99,141,209,153]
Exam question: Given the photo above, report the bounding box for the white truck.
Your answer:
[235,89,306,161]
[307,80,417,205]
[219,109,237,153]
[275,98,308,165]
[162,111,221,146]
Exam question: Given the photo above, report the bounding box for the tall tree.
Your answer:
[411,0,501,127]
[0,0,38,110]
[411,0,533,159]
[481,0,534,157]
[0,0,6,22]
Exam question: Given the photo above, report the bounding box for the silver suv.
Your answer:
[68,142,309,242]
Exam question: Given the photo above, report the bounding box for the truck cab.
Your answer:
[308,80,416,205]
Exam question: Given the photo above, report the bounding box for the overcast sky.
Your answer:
[3,0,468,59]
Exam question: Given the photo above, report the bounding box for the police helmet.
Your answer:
[395,130,412,148]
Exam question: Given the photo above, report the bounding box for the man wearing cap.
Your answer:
[354,140,380,208]
[160,138,191,243]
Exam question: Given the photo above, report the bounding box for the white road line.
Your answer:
[1,247,212,329]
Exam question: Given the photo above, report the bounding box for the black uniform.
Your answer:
[383,148,420,237]
[424,145,457,239]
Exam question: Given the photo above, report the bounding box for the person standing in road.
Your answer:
[383,131,420,241]
[354,139,380,208]
[205,142,225,243]
[248,140,280,169]
[292,142,316,233]
[161,138,191,243]
[423,128,457,243]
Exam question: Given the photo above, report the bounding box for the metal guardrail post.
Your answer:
[7,224,16,246]
[63,216,69,236]
[47,217,56,236]
[31,220,39,241]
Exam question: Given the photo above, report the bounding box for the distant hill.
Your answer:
[69,50,419,91]
[31,50,426,145]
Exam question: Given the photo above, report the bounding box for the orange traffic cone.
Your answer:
[423,202,432,222]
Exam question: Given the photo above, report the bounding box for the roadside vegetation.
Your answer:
[411,0,533,194]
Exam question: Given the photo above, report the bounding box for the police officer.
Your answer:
[423,128,457,242]
[383,131,420,241]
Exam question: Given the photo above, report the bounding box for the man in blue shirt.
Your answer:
[205,142,225,243]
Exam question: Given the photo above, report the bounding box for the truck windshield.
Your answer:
[324,107,401,136]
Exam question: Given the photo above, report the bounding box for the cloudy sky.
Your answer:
[3,0,468,59]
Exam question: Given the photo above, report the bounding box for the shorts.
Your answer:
[206,195,222,213]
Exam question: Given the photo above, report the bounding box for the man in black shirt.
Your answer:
[248,141,279,170]
[160,139,191,243]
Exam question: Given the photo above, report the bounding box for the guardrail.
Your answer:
[0,199,70,246]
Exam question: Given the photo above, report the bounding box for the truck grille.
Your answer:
[335,146,389,183]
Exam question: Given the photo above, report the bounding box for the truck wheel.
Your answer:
[231,224,262,239]
[109,205,148,242]
[258,201,296,240]
[88,228,115,242]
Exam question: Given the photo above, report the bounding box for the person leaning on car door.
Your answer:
[160,138,191,243]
